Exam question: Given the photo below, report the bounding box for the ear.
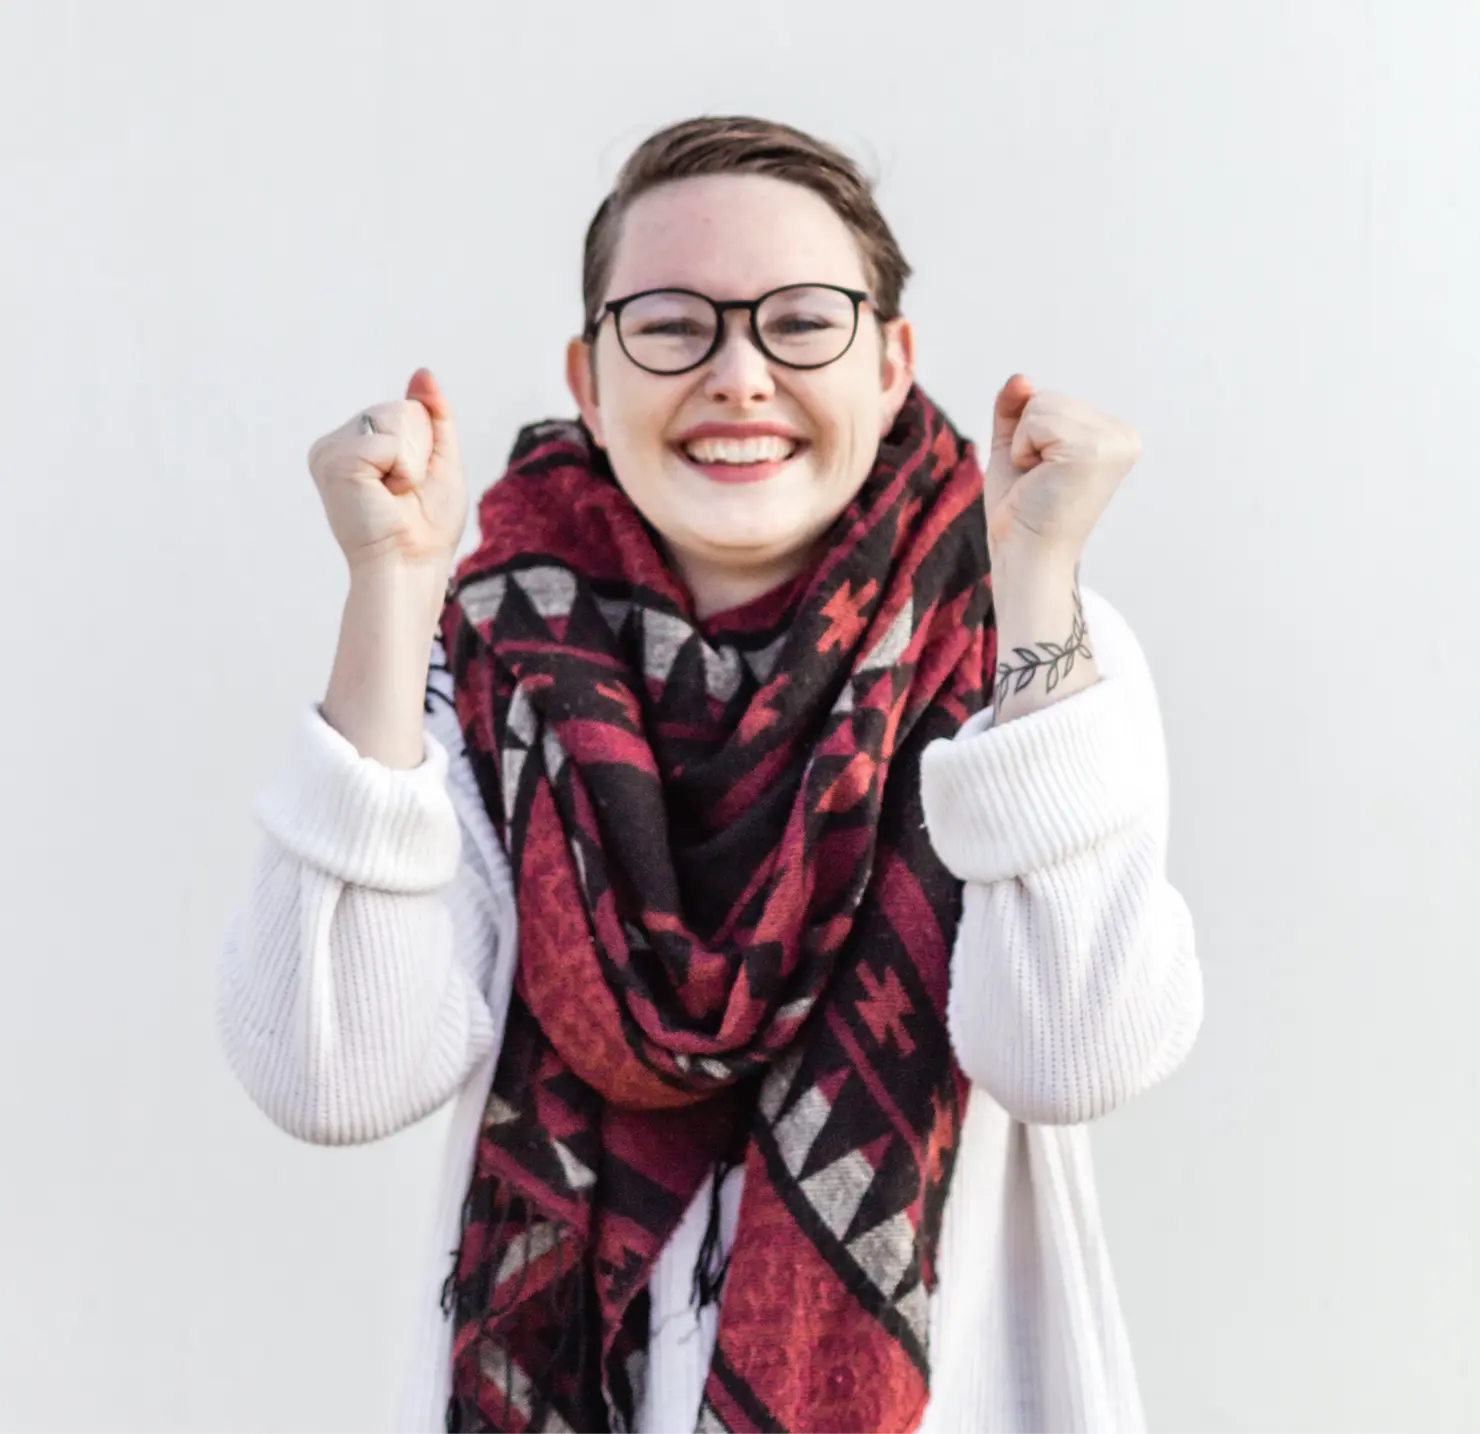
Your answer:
[877,315,916,434]
[565,336,606,448]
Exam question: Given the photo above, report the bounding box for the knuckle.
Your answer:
[307,435,336,476]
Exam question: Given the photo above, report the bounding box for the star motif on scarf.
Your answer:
[818,578,879,654]
[856,963,917,1056]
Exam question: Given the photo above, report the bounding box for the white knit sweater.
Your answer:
[218,587,1201,1434]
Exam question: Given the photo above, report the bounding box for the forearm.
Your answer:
[322,558,451,768]
[989,544,1099,723]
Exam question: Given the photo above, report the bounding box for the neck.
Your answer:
[676,548,812,622]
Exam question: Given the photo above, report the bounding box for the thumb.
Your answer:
[407,368,461,464]
[990,373,1034,457]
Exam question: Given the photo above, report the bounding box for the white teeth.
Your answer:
[682,435,799,465]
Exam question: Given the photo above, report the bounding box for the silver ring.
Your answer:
[358,413,378,435]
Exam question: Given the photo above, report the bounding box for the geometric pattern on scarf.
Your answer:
[439,385,996,1433]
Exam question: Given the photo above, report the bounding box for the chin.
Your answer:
[681,524,808,566]
[628,454,848,586]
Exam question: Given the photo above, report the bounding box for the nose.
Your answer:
[702,311,776,404]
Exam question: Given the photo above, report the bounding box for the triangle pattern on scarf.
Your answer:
[701,644,744,704]
[696,1399,726,1434]
[471,1341,552,1430]
[511,566,578,623]
[798,1149,875,1239]
[552,1138,596,1192]
[740,632,788,684]
[896,1279,929,1343]
[459,573,507,627]
[595,594,632,636]
[771,1065,851,1177]
[494,1219,564,1288]
[501,749,527,828]
[642,608,694,690]
[540,725,567,782]
[858,594,913,672]
[482,1092,519,1127]
[846,1209,915,1301]
[756,1046,805,1122]
[773,1083,832,1177]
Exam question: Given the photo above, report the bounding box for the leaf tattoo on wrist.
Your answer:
[994,583,1094,708]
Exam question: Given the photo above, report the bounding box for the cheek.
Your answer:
[600,373,680,459]
[807,397,881,487]
[799,364,887,475]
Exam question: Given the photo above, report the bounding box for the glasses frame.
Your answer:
[586,283,873,375]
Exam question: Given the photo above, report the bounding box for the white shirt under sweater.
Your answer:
[218,587,1202,1434]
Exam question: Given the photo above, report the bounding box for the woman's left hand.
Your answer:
[982,375,1141,566]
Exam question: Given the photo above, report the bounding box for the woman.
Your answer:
[221,115,1201,1433]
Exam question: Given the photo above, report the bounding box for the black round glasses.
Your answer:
[585,283,873,375]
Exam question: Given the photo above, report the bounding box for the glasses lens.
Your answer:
[616,291,718,372]
[756,286,858,366]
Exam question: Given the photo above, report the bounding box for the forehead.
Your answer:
[606,173,869,299]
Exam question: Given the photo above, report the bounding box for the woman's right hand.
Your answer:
[307,368,469,573]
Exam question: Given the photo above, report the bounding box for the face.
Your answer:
[566,174,915,617]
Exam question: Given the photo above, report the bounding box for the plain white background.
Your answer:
[1,0,1476,1429]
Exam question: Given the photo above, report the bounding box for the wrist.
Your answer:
[346,553,454,637]
[989,555,1097,724]
[325,566,449,770]
[988,535,1082,590]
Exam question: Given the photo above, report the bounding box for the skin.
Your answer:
[565,173,916,619]
[311,175,1145,767]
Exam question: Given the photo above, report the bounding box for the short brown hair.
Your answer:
[581,115,912,334]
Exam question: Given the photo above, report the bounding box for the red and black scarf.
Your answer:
[439,385,995,1433]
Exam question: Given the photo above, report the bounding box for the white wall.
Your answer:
[1,1,1476,1429]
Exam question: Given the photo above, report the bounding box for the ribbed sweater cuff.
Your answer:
[920,677,1148,885]
[250,706,462,893]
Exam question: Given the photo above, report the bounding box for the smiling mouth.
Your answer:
[678,435,804,467]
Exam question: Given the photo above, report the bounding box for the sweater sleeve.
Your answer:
[920,587,1202,1125]
[216,639,518,1145]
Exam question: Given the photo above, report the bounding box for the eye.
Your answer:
[632,317,709,338]
[769,314,835,334]
[758,287,855,339]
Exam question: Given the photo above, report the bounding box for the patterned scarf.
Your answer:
[439,385,995,1433]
